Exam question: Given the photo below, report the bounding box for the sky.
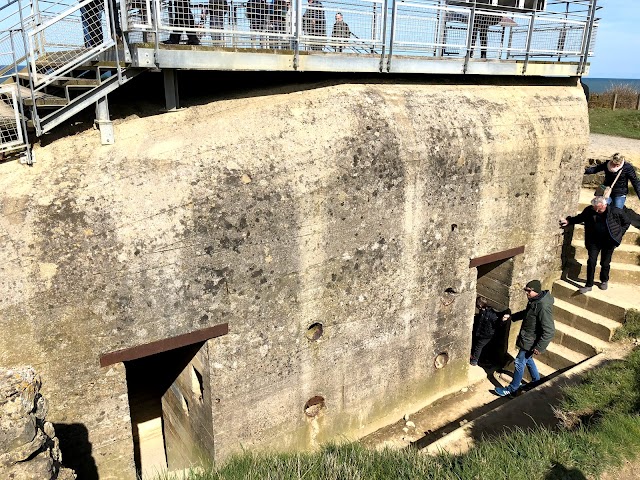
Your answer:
[587,0,640,79]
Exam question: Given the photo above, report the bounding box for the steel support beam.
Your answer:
[163,68,179,111]
[95,95,114,145]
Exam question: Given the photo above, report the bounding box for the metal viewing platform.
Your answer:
[0,0,599,163]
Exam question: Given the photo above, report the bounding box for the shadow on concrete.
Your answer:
[53,423,99,480]
[38,71,579,147]
[545,463,588,480]
[411,359,590,452]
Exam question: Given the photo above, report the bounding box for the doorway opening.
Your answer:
[124,341,214,478]
[474,256,515,366]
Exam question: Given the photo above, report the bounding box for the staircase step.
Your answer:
[4,84,68,107]
[572,242,640,266]
[553,298,621,341]
[16,72,100,87]
[572,224,640,246]
[554,321,610,356]
[552,279,627,322]
[537,342,588,370]
[566,258,640,285]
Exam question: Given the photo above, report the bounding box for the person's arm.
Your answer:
[510,308,525,322]
[563,206,590,226]
[532,303,555,354]
[626,164,640,201]
[584,162,607,175]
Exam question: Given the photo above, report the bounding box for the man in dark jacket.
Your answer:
[302,0,326,51]
[495,280,555,397]
[470,296,510,366]
[560,196,630,293]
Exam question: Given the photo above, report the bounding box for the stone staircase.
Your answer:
[537,195,640,375]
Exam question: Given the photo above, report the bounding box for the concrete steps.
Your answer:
[537,342,588,370]
[572,224,640,245]
[553,297,621,342]
[573,242,640,266]
[551,279,626,322]
[566,258,640,285]
[553,321,609,356]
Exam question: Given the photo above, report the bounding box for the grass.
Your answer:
[589,107,640,140]
[157,324,640,480]
[613,309,640,342]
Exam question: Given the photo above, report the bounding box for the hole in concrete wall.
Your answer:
[451,224,458,232]
[191,366,204,403]
[306,323,324,341]
[441,288,458,306]
[304,396,326,417]
[434,352,449,369]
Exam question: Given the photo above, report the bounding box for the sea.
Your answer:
[582,77,640,94]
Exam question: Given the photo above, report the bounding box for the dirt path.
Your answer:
[589,134,640,165]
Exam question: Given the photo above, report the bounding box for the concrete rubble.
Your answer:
[0,367,76,480]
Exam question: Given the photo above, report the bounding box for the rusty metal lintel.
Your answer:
[99,322,229,367]
[469,245,525,268]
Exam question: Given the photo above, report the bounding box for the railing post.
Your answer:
[294,0,301,70]
[636,94,640,111]
[378,0,388,73]
[10,30,33,165]
[578,0,597,75]
[385,0,397,72]
[463,1,476,74]
[153,0,160,67]
[611,93,617,111]
[522,9,536,75]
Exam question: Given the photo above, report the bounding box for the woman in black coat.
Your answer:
[585,153,640,209]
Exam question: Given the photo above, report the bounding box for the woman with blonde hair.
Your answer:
[585,153,640,209]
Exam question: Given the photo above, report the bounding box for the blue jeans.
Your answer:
[508,348,540,392]
[610,195,626,209]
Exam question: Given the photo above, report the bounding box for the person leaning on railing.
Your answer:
[331,12,349,52]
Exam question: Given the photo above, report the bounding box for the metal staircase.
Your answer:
[0,0,143,164]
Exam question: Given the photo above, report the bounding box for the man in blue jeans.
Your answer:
[495,280,555,397]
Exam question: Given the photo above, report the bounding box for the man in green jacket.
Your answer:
[495,279,555,397]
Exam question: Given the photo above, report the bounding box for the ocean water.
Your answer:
[582,77,640,94]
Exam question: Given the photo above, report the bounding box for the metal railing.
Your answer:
[0,0,599,160]
[122,0,599,61]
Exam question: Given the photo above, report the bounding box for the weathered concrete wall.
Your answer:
[0,80,588,478]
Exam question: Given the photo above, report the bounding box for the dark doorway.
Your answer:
[125,341,214,477]
[474,257,515,366]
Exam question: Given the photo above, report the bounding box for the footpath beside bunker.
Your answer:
[0,78,588,478]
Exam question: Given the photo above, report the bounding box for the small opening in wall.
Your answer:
[434,352,449,369]
[306,323,324,341]
[191,366,204,403]
[451,224,458,232]
[444,287,458,294]
[304,396,326,417]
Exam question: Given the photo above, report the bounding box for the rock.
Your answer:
[402,427,409,434]
[0,366,76,479]
[461,387,468,393]
[405,421,415,428]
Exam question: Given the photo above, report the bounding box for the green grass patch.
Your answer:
[589,108,640,140]
[613,309,640,342]
[157,345,640,480]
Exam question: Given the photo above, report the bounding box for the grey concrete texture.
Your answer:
[0,80,588,478]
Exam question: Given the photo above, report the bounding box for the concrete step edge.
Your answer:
[545,342,589,365]
[553,298,622,329]
[551,280,628,321]
[422,353,608,456]
[571,242,640,253]
[554,321,610,355]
